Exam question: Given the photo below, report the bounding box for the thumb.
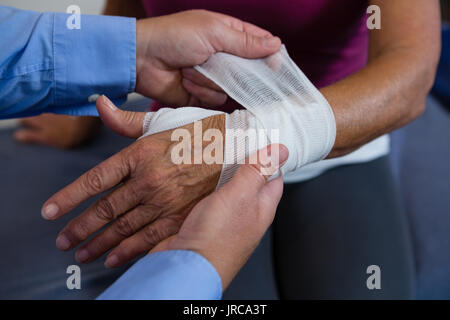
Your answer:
[220,29,281,59]
[96,95,146,139]
[221,144,289,197]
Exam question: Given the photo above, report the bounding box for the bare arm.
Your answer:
[323,0,441,158]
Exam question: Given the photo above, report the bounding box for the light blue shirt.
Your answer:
[0,5,135,119]
[0,5,223,299]
[98,250,222,300]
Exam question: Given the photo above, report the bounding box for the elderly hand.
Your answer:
[135,9,280,106]
[42,96,225,267]
[151,144,288,289]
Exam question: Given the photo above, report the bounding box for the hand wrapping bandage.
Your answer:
[141,45,336,188]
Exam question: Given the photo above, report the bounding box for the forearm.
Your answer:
[322,47,439,158]
[323,0,441,158]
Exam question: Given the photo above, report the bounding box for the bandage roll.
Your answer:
[140,45,336,189]
[195,45,336,186]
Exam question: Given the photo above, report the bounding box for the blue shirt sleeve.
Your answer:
[0,5,136,119]
[97,250,223,300]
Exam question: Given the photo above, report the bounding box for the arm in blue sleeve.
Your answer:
[0,5,136,119]
[97,250,223,300]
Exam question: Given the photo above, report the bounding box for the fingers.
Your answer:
[41,151,130,220]
[222,144,289,196]
[74,204,162,263]
[213,15,281,59]
[104,217,180,268]
[96,95,146,138]
[182,78,227,107]
[239,21,274,38]
[182,68,227,107]
[220,144,288,237]
[55,183,140,251]
[182,68,224,92]
[220,28,281,59]
[213,11,274,39]
[19,117,46,129]
[257,176,284,227]
[13,128,47,145]
[14,116,48,145]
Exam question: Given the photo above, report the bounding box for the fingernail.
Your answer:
[56,234,71,250]
[261,144,289,173]
[263,36,281,48]
[102,95,117,111]
[105,255,119,268]
[76,249,90,263]
[41,203,59,220]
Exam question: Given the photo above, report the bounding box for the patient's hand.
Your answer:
[14,114,100,149]
[42,96,225,267]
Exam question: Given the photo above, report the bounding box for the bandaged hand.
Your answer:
[42,46,335,267]
[42,96,225,267]
[141,46,336,187]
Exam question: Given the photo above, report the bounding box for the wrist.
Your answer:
[135,19,145,90]
[135,18,157,95]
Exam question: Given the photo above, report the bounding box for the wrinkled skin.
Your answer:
[43,96,225,267]
[152,144,288,289]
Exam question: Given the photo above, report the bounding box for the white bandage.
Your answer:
[141,107,223,138]
[141,45,336,188]
[195,45,336,186]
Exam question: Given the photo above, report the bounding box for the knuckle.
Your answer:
[70,220,91,241]
[244,164,266,185]
[83,167,103,195]
[243,32,252,50]
[113,216,135,238]
[142,226,162,247]
[151,171,167,187]
[94,197,115,222]
[141,171,165,190]
[133,141,152,164]
[123,111,137,127]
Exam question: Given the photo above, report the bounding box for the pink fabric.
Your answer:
[141,0,369,111]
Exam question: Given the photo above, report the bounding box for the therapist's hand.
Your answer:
[42,95,225,267]
[135,10,281,106]
[151,144,288,289]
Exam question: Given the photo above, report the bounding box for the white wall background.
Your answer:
[0,0,105,14]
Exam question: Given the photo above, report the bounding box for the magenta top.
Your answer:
[141,0,369,109]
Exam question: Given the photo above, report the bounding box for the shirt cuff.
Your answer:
[97,250,223,300]
[50,12,136,116]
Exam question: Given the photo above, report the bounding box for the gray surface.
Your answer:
[0,123,135,299]
[0,98,149,299]
[390,95,450,299]
[0,95,449,299]
[273,156,414,299]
